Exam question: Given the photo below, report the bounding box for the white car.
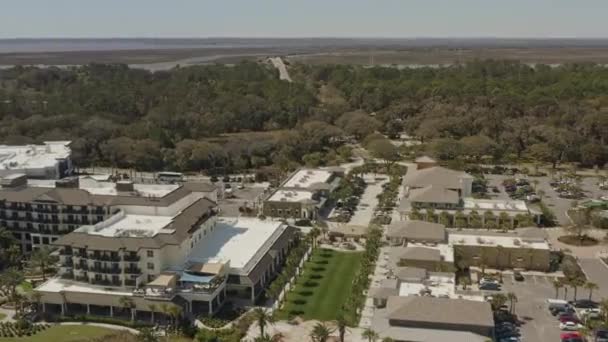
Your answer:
[560,321,583,331]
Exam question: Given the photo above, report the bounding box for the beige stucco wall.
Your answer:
[453,245,550,272]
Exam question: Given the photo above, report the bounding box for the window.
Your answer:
[147,263,154,270]
[147,250,154,258]
[42,237,49,245]
[32,236,40,244]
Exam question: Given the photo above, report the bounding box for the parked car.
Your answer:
[594,329,608,342]
[570,299,598,308]
[513,271,524,281]
[479,282,501,291]
[560,321,583,331]
[561,331,583,342]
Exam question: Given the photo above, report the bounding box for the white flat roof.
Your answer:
[28,176,179,198]
[37,277,132,296]
[0,141,71,171]
[188,217,286,272]
[283,169,333,189]
[398,273,455,298]
[267,189,314,203]
[75,211,173,238]
[464,198,528,212]
[449,233,550,250]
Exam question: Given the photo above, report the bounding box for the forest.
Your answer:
[0,60,607,173]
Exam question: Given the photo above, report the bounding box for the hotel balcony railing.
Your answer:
[91,266,121,275]
[74,264,89,271]
[123,254,140,262]
[60,272,74,280]
[124,267,142,275]
[91,278,121,287]
[88,254,121,262]
[59,249,73,256]
[133,287,175,299]
[75,276,89,282]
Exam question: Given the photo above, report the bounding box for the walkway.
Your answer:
[55,322,140,334]
[0,307,15,322]
[268,57,292,82]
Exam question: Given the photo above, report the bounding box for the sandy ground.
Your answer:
[246,319,367,342]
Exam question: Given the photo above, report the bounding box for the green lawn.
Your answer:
[0,325,118,341]
[278,248,363,322]
[0,313,6,321]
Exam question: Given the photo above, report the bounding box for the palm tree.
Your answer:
[335,313,349,342]
[552,279,563,299]
[507,292,518,315]
[458,276,471,290]
[601,299,608,324]
[254,333,284,342]
[148,304,157,323]
[28,246,57,281]
[361,328,380,342]
[309,227,321,249]
[483,211,496,230]
[167,305,182,333]
[584,282,599,301]
[119,296,136,321]
[253,307,275,338]
[310,322,334,342]
[570,277,585,301]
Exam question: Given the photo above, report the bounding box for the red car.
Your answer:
[561,331,583,342]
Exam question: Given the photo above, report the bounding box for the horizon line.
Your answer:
[2,36,608,40]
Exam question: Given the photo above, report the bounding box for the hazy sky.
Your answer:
[1,0,607,38]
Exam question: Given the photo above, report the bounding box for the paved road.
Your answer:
[349,175,388,226]
[268,57,292,82]
[579,258,608,299]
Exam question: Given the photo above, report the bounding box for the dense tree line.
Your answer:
[1,60,607,173]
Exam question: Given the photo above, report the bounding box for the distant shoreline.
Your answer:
[2,38,608,69]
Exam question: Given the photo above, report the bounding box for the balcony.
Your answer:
[75,276,89,282]
[61,259,74,267]
[91,266,121,275]
[60,272,74,280]
[124,267,142,275]
[60,248,73,256]
[91,278,121,287]
[123,254,140,262]
[88,254,121,262]
[74,264,89,271]
[125,279,136,287]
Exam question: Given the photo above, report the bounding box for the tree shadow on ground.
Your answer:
[303,281,319,288]
[315,260,329,265]
[298,291,314,297]
[309,274,323,280]
[292,299,307,305]
[311,267,326,272]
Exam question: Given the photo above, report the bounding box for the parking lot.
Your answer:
[497,273,564,342]
[485,173,607,226]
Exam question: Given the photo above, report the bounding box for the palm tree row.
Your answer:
[552,277,598,301]
[265,236,310,307]
[340,225,383,325]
